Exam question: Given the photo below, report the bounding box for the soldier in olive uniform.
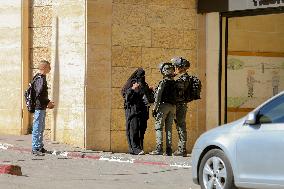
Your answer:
[171,57,191,157]
[149,62,176,156]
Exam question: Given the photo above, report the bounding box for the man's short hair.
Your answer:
[38,60,50,70]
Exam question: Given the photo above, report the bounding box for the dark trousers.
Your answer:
[139,118,147,150]
[126,116,142,154]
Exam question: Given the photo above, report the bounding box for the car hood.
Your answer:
[193,117,246,149]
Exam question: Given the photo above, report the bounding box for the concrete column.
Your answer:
[51,1,86,148]
[206,13,220,130]
[0,1,23,135]
[85,0,112,150]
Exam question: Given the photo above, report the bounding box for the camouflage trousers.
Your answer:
[175,103,188,151]
[154,103,176,150]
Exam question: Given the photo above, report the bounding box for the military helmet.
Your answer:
[159,62,175,76]
[171,57,190,68]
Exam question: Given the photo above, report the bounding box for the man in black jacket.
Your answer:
[32,60,54,155]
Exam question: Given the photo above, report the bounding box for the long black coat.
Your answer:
[121,68,153,154]
[124,84,149,154]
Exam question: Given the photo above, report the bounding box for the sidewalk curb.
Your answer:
[2,143,192,169]
[0,164,22,176]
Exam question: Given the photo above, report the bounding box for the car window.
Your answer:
[258,94,284,124]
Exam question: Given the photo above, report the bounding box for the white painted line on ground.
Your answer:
[169,163,192,168]
[0,143,13,150]
[99,156,135,163]
[51,150,69,157]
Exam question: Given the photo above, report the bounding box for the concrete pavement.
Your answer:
[0,134,200,189]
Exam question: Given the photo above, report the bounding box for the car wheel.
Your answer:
[198,149,236,189]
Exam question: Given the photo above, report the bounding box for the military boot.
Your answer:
[163,147,172,156]
[149,150,163,155]
[173,149,187,157]
[149,147,163,155]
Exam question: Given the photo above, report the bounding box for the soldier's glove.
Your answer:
[152,109,157,118]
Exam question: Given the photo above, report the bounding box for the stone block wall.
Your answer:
[0,1,22,135]
[86,0,112,150]
[0,0,206,153]
[30,0,53,138]
[86,0,206,153]
[110,0,205,153]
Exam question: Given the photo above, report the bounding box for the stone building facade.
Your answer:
[0,0,206,153]
[1,0,284,153]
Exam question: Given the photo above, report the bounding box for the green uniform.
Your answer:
[175,72,190,153]
[152,77,176,154]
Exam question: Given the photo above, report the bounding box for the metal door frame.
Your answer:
[218,7,284,125]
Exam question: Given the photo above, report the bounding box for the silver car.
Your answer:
[192,91,284,189]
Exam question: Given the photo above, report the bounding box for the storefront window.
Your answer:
[226,13,284,122]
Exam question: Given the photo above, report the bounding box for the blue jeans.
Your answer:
[32,110,46,151]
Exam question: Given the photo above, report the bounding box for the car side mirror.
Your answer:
[245,112,258,125]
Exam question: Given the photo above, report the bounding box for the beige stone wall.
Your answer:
[51,0,86,147]
[30,0,53,138]
[86,0,112,150]
[29,0,86,147]
[0,0,206,153]
[111,0,206,153]
[0,1,22,135]
[30,0,52,67]
[86,0,206,153]
[0,0,205,152]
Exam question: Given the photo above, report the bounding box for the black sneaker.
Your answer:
[32,150,45,156]
[39,148,48,153]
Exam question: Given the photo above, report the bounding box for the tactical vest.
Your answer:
[161,79,176,104]
[175,73,190,103]
[188,75,202,102]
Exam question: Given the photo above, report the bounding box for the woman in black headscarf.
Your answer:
[121,68,154,155]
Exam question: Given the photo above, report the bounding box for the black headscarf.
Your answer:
[121,68,145,98]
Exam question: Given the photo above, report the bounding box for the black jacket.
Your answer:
[33,73,50,110]
[124,87,149,120]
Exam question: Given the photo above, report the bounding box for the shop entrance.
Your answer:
[220,10,284,124]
